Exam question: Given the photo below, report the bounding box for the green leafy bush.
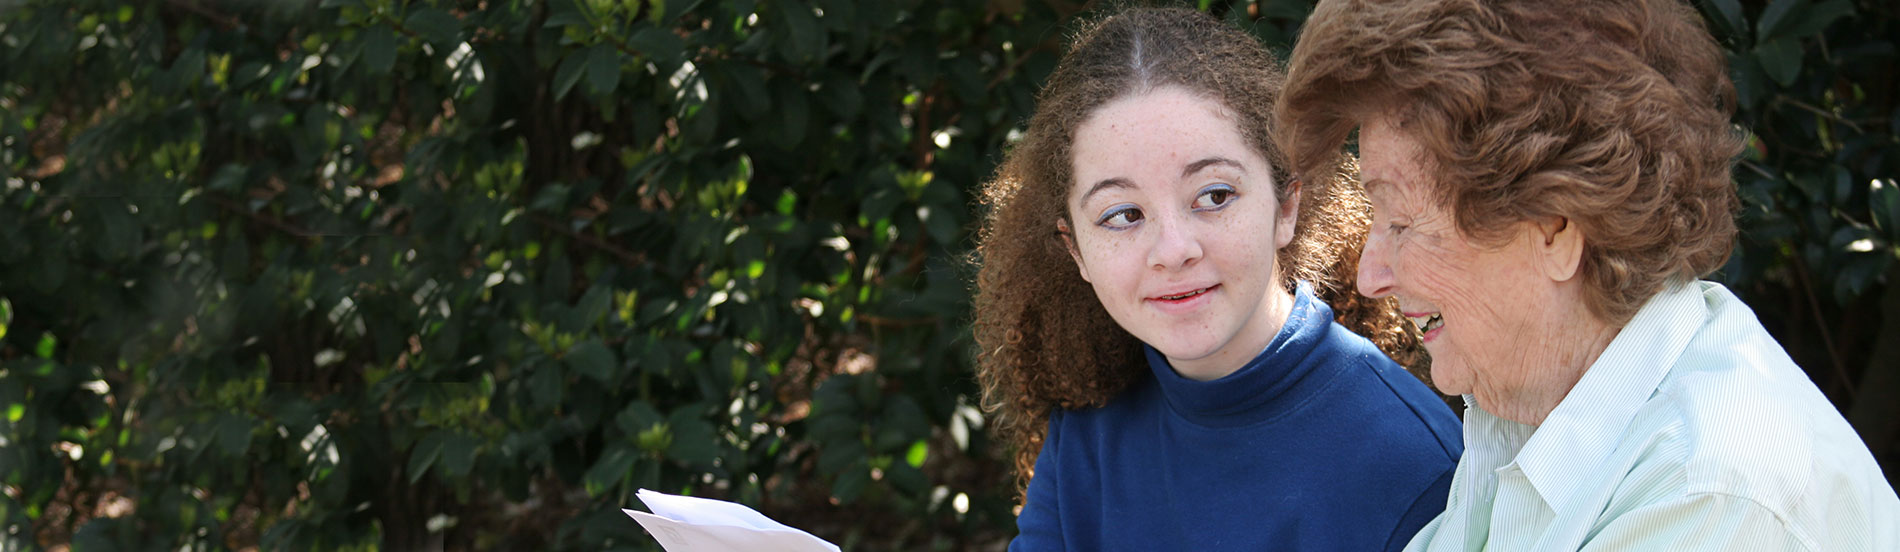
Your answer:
[0,0,1891,550]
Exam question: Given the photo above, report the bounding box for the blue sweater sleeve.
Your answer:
[1384,465,1455,552]
[1009,411,1064,552]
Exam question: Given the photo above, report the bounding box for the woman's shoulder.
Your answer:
[1310,320,1464,456]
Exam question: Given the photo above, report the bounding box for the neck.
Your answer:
[1490,313,1622,426]
[1166,284,1295,381]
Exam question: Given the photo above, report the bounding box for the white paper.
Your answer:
[625,488,840,552]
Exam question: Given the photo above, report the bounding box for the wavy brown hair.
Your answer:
[1278,0,1743,325]
[971,6,1427,495]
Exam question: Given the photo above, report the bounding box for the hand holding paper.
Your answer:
[625,488,840,552]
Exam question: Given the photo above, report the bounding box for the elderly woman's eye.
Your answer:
[1097,205,1144,229]
[1388,223,1408,234]
[1192,184,1237,210]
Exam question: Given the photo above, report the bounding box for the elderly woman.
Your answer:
[973,7,1462,551]
[1276,0,1900,550]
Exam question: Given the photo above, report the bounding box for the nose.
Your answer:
[1357,231,1396,298]
[1146,214,1204,270]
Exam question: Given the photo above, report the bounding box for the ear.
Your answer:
[1532,216,1583,282]
[1273,179,1302,249]
[1056,218,1091,283]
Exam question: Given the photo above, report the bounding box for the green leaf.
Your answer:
[830,464,870,503]
[615,401,663,434]
[1781,0,1855,38]
[585,43,621,96]
[565,339,617,383]
[886,461,927,494]
[816,437,865,474]
[1873,179,1900,243]
[1755,0,1804,42]
[904,440,927,468]
[572,285,612,329]
[918,205,959,246]
[170,47,207,90]
[664,408,717,466]
[404,8,462,46]
[407,431,446,484]
[775,0,824,64]
[552,49,588,100]
[775,87,808,150]
[96,203,139,261]
[437,433,478,478]
[530,362,564,409]
[660,0,706,23]
[721,63,770,118]
[583,444,637,496]
[209,163,249,192]
[629,26,684,66]
[1729,52,1768,109]
[815,74,862,121]
[544,10,590,28]
[1753,38,1802,87]
[1700,0,1747,41]
[363,25,398,75]
[0,297,11,341]
[216,413,253,457]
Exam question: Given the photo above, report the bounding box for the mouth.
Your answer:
[1406,312,1444,337]
[1150,285,1218,304]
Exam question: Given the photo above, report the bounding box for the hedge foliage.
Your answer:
[0,0,1892,550]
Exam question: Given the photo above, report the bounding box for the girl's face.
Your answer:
[1063,86,1299,381]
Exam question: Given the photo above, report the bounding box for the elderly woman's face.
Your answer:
[1356,115,1576,407]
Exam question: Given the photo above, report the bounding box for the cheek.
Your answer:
[1077,232,1139,284]
[1395,239,1486,305]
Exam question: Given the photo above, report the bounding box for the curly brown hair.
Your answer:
[971,6,1427,495]
[1277,0,1743,325]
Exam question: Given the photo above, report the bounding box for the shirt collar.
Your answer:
[1144,282,1334,427]
[1510,280,1711,509]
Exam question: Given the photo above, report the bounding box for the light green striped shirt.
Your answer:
[1405,281,1899,551]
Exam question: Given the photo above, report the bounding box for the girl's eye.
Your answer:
[1096,205,1144,229]
[1192,184,1237,210]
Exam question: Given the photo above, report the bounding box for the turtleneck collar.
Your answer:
[1143,283,1338,428]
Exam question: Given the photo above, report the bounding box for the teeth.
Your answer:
[1410,313,1444,333]
[1162,287,1208,300]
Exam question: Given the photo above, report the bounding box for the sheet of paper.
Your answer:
[626,488,840,552]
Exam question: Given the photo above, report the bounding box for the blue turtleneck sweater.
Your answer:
[1009,287,1462,551]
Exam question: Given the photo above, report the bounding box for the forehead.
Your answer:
[1357,115,1431,204]
[1070,87,1256,172]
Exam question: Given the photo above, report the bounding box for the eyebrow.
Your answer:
[1077,157,1247,206]
[1077,177,1134,207]
[1182,157,1245,178]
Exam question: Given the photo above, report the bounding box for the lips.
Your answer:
[1149,284,1218,303]
[1405,311,1444,339]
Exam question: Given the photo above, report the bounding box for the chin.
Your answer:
[1428,364,1472,397]
[1154,341,1219,364]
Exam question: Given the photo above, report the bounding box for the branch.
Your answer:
[164,0,243,30]
[206,194,321,242]
[1775,95,1866,135]
[530,214,648,268]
